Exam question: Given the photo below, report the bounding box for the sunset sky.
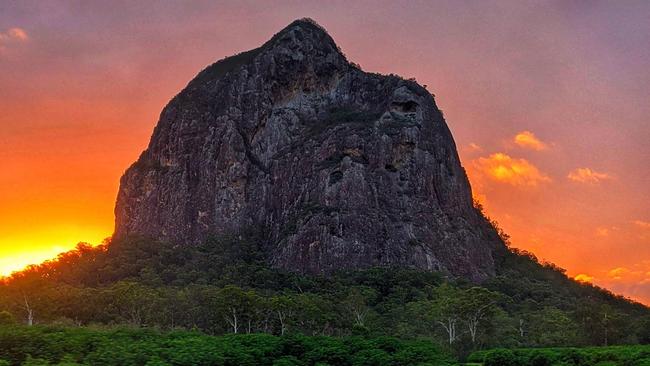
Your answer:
[1,1,649,303]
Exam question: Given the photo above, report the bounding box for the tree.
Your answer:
[108,281,161,326]
[419,283,465,345]
[22,293,34,326]
[638,315,650,344]
[460,287,499,344]
[530,306,579,346]
[483,308,521,348]
[405,284,463,345]
[271,295,296,335]
[293,293,335,335]
[343,287,376,328]
[0,310,16,325]
[574,299,632,346]
[214,286,259,334]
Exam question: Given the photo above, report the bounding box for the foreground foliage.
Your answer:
[0,325,457,366]
[469,345,650,366]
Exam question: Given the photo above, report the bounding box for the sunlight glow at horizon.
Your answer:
[0,227,110,276]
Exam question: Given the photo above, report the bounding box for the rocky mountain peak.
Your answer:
[185,18,346,92]
[267,17,342,55]
[114,19,506,282]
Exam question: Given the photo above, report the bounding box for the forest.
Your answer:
[0,226,648,364]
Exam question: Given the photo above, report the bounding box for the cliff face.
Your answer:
[114,19,505,281]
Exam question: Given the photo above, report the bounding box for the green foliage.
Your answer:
[0,325,457,366]
[0,311,15,325]
[0,233,647,361]
[470,345,650,366]
[483,349,520,366]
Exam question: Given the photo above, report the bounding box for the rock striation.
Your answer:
[114,18,505,281]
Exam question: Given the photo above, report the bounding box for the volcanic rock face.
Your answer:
[115,19,505,281]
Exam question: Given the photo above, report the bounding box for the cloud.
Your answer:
[472,153,551,187]
[634,220,650,229]
[605,265,650,287]
[462,143,484,157]
[595,227,609,237]
[598,264,650,304]
[567,168,612,184]
[513,131,547,151]
[604,281,650,305]
[8,28,28,41]
[574,273,593,283]
[0,27,29,53]
[608,267,629,280]
[605,266,650,282]
[0,27,29,42]
[467,143,483,153]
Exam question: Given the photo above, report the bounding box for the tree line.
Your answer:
[0,233,649,357]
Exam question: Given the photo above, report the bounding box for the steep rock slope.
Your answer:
[115,19,505,281]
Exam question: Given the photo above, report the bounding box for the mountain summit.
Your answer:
[114,18,505,281]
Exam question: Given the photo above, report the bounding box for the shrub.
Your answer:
[0,325,456,365]
[530,352,553,366]
[0,311,15,326]
[483,349,520,366]
[637,359,650,366]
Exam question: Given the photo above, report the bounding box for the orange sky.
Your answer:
[1,1,649,303]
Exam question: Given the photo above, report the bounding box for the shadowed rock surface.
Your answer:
[114,18,506,281]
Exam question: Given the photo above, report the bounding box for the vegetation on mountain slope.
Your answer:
[0,231,647,360]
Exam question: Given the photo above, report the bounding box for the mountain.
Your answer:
[1,19,648,357]
[114,18,506,281]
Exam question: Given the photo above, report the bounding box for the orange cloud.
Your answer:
[472,153,551,187]
[0,27,28,53]
[514,131,547,151]
[595,227,609,237]
[574,273,593,283]
[567,168,612,184]
[605,266,650,283]
[9,28,28,41]
[0,27,29,42]
[608,267,631,280]
[634,220,650,229]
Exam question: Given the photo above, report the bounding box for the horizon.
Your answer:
[1,1,649,304]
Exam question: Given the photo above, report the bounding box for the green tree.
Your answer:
[214,285,260,334]
[108,281,161,326]
[0,310,15,325]
[531,306,579,346]
[406,283,465,345]
[343,287,376,328]
[460,287,499,344]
